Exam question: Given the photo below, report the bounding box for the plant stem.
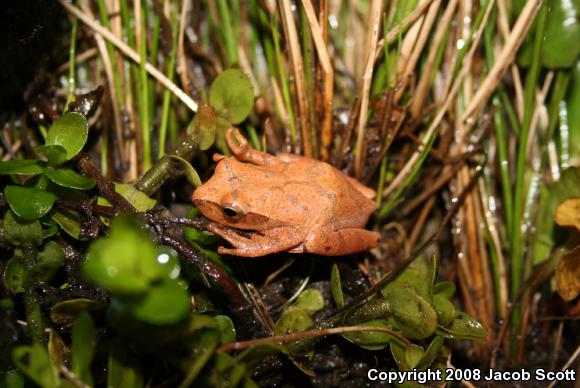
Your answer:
[511,1,546,301]
[64,13,78,111]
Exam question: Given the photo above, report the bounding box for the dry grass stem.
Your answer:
[59,0,199,112]
[462,0,541,122]
[374,0,435,62]
[410,0,458,118]
[381,0,489,199]
[78,0,125,164]
[301,0,334,161]
[354,0,382,178]
[279,0,312,156]
[395,0,441,103]
[496,0,525,119]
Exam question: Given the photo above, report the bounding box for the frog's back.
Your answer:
[276,154,376,228]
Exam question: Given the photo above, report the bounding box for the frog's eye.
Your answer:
[221,203,244,218]
[223,207,238,217]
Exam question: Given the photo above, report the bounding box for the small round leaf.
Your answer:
[34,145,67,166]
[5,185,57,221]
[127,280,190,325]
[3,210,44,247]
[0,160,44,175]
[209,69,254,124]
[44,168,96,190]
[187,103,217,151]
[168,155,201,187]
[4,255,25,293]
[46,112,89,161]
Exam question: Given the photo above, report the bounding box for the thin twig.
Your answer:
[546,344,580,388]
[217,325,411,353]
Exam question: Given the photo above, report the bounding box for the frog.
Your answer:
[192,127,380,257]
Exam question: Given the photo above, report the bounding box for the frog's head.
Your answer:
[192,157,286,231]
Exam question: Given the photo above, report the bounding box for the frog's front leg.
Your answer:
[208,223,304,257]
[225,127,275,166]
[293,226,380,256]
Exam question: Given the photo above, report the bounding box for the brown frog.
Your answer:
[192,128,380,257]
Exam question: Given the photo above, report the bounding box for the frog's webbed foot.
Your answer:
[208,223,303,258]
[226,127,275,166]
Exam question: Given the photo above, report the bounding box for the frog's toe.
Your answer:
[218,246,260,258]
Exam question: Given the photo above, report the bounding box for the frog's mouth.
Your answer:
[192,199,288,232]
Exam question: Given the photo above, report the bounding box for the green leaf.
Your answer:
[214,116,235,154]
[433,281,456,299]
[187,103,217,151]
[381,255,434,303]
[273,311,313,336]
[155,247,181,279]
[168,155,202,187]
[390,341,424,371]
[436,312,488,341]
[107,340,143,388]
[12,344,60,388]
[98,183,156,215]
[289,289,325,314]
[34,145,67,166]
[0,370,25,388]
[541,0,580,68]
[72,312,96,386]
[48,330,70,371]
[124,280,191,325]
[342,320,393,350]
[330,264,345,308]
[51,208,84,240]
[41,218,59,239]
[567,60,580,163]
[25,241,64,285]
[3,210,44,247]
[209,69,255,124]
[50,298,105,325]
[433,294,456,326]
[215,315,236,344]
[83,217,161,294]
[416,335,444,370]
[533,168,580,264]
[0,160,44,175]
[198,352,256,388]
[383,286,438,340]
[45,112,89,161]
[180,329,220,388]
[237,344,286,371]
[4,186,56,221]
[43,168,95,190]
[4,255,25,293]
[273,289,324,335]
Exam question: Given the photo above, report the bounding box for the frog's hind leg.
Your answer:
[299,227,380,256]
[226,127,275,166]
[344,175,376,200]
